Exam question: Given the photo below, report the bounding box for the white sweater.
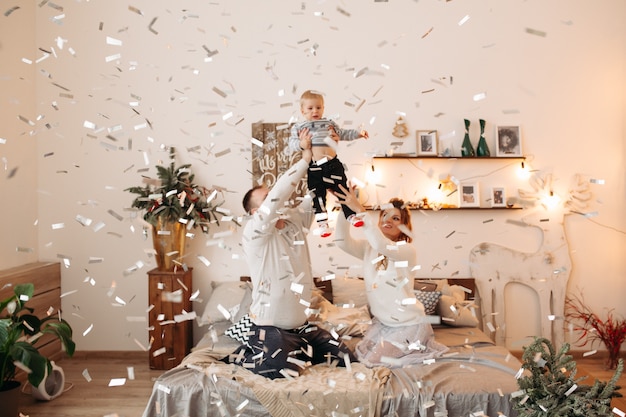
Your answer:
[335,213,425,327]
[241,159,315,329]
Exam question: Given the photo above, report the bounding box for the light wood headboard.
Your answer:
[240,276,475,304]
[240,276,333,302]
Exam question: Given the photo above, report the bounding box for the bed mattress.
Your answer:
[142,326,521,417]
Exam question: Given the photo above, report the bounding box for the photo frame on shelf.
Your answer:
[416,130,438,156]
[490,187,506,208]
[495,125,522,156]
[460,182,480,208]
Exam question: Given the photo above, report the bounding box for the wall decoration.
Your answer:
[461,119,475,157]
[460,182,480,207]
[391,116,409,138]
[495,125,522,156]
[490,186,506,207]
[470,172,593,347]
[476,119,491,157]
[416,130,438,156]
[251,122,306,201]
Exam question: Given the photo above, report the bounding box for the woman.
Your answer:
[333,184,447,367]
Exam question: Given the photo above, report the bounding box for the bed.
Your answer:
[142,277,522,417]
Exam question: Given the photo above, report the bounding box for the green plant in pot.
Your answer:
[0,283,75,412]
[565,291,625,370]
[125,147,227,270]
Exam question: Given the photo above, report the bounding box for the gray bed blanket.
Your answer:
[142,327,521,417]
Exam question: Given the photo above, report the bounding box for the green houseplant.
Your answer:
[125,148,226,270]
[0,283,75,393]
[125,147,223,232]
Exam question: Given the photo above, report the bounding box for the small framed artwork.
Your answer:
[416,130,438,156]
[490,187,506,207]
[495,125,522,156]
[460,182,480,208]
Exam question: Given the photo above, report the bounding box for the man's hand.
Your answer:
[299,127,312,150]
[301,148,312,164]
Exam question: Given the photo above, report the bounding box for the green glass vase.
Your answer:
[461,119,475,157]
[476,119,490,157]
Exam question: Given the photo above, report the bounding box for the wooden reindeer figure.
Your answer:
[469,173,592,347]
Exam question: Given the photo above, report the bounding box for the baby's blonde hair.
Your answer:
[300,90,324,107]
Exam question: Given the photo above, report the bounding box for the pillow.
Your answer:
[307,287,327,312]
[441,284,469,301]
[225,314,254,345]
[200,281,250,326]
[232,283,252,323]
[331,277,368,308]
[193,321,235,350]
[414,290,441,315]
[438,294,479,327]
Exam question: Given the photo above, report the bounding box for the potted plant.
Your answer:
[125,147,227,270]
[0,283,75,415]
[565,291,625,370]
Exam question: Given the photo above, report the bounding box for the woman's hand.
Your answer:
[334,183,365,214]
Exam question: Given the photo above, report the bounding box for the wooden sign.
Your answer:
[251,122,306,201]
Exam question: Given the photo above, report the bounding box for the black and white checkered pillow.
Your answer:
[414,290,442,315]
[225,314,254,345]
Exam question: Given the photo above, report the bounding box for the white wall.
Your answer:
[1,0,624,352]
[0,1,38,266]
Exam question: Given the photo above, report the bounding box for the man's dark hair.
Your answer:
[242,185,264,213]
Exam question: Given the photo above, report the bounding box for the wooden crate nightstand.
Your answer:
[0,262,63,366]
[147,268,193,370]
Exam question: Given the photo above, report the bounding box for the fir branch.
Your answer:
[514,337,623,417]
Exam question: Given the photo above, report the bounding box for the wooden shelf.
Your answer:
[369,155,526,210]
[365,206,522,211]
[373,155,525,160]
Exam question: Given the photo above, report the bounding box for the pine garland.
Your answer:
[513,337,623,417]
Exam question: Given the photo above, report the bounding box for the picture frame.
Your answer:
[416,130,438,156]
[490,187,506,208]
[460,182,480,208]
[495,125,522,156]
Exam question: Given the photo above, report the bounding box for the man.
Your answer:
[228,132,355,379]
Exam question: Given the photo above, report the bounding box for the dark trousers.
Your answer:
[226,323,357,380]
[308,157,356,221]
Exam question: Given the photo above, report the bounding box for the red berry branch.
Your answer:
[565,291,626,370]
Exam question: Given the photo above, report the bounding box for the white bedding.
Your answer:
[142,326,521,417]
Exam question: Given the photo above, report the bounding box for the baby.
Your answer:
[289,90,368,237]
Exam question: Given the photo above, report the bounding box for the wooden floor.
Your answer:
[15,351,625,417]
[16,352,163,417]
